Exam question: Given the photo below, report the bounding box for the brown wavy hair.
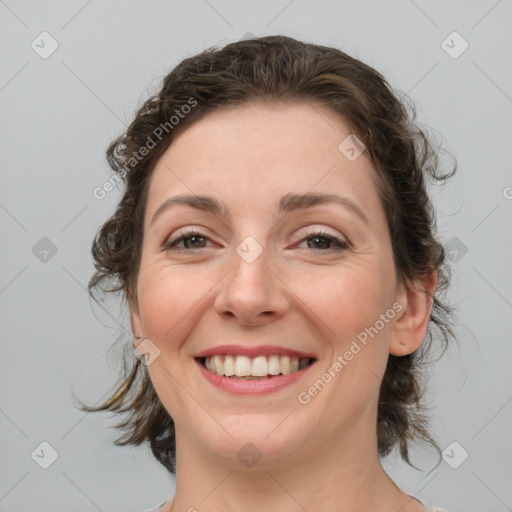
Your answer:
[76,35,457,473]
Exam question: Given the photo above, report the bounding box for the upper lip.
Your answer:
[194,344,317,359]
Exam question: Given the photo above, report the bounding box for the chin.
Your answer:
[192,413,314,469]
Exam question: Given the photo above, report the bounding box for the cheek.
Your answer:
[288,263,394,398]
[137,265,210,346]
[289,264,391,340]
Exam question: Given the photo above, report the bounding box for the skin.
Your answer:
[130,100,437,512]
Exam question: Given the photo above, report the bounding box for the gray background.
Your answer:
[1,1,511,511]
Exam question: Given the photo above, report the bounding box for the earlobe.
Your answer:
[389,270,437,356]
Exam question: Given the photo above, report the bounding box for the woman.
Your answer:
[80,35,456,512]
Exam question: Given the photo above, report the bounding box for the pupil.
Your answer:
[308,236,329,249]
[185,236,205,248]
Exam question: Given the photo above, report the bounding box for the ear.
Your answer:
[389,269,437,356]
[129,296,143,344]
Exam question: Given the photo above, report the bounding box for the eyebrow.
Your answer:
[150,195,226,226]
[150,192,369,226]
[279,192,369,225]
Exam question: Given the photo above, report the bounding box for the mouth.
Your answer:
[194,345,318,395]
[195,354,316,380]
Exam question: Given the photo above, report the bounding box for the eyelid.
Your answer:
[164,225,350,252]
[165,226,217,248]
[292,225,348,243]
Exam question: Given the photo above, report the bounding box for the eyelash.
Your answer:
[297,230,349,252]
[165,229,349,253]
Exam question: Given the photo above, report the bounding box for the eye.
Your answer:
[296,230,349,252]
[165,229,213,250]
[164,229,348,253]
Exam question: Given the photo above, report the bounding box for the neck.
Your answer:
[165,418,426,512]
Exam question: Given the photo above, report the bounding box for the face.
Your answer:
[130,101,418,469]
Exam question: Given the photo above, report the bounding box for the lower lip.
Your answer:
[195,359,315,395]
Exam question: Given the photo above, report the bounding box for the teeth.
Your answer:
[223,355,235,376]
[299,358,309,370]
[280,355,291,375]
[213,355,223,375]
[268,355,280,375]
[202,354,312,378]
[235,355,252,377]
[251,356,268,376]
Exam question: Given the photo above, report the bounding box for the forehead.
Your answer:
[144,100,385,229]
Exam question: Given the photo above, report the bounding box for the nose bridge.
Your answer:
[214,234,288,323]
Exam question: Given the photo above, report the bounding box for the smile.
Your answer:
[200,354,314,379]
[194,345,317,394]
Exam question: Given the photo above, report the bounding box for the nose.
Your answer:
[214,243,290,326]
